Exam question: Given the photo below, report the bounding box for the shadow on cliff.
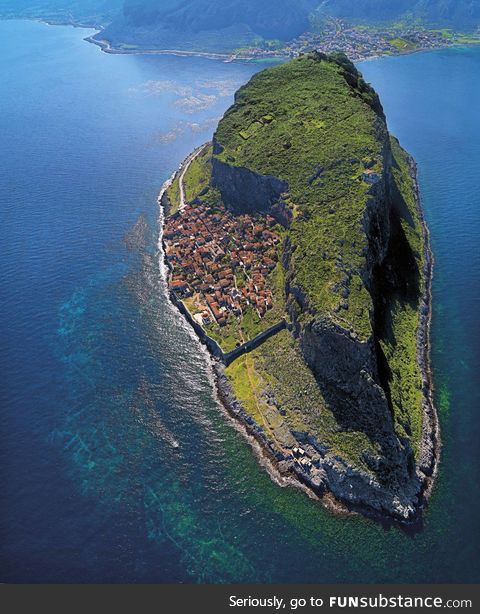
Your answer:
[369,167,422,484]
[305,166,422,494]
[372,166,422,421]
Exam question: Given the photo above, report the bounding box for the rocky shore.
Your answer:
[410,158,441,501]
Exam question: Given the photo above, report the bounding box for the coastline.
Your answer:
[156,158,356,521]
[84,31,474,64]
[84,34,237,61]
[157,151,440,527]
[83,29,480,64]
[3,16,474,65]
[410,158,441,502]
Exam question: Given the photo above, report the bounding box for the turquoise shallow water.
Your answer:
[0,21,479,583]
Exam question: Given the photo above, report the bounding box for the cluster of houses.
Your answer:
[292,446,313,473]
[237,19,458,63]
[163,203,281,327]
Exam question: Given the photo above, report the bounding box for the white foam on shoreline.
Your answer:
[156,170,177,282]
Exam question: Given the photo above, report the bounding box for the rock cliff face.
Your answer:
[211,141,289,217]
[283,125,422,515]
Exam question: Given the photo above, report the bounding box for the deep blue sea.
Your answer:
[1,20,479,583]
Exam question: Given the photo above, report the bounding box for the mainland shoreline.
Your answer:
[84,30,475,64]
[5,16,475,65]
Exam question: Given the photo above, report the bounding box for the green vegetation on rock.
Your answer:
[213,52,385,339]
[376,137,426,456]
[389,37,418,51]
[166,173,181,215]
[183,146,213,202]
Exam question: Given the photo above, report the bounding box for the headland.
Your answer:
[158,52,440,524]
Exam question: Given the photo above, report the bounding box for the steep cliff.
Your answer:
[170,53,437,521]
[211,155,289,219]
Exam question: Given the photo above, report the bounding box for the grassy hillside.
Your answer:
[123,0,314,40]
[99,0,316,53]
[214,52,385,339]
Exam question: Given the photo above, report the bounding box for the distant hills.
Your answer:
[0,0,122,26]
[122,0,315,40]
[98,0,480,53]
[1,0,479,53]
[316,0,480,29]
[98,0,316,53]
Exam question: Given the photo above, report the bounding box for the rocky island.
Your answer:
[160,52,439,524]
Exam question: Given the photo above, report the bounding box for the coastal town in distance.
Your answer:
[233,18,480,62]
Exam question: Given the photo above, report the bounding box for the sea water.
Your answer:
[1,20,479,582]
